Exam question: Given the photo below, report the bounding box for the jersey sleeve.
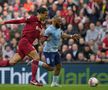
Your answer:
[4,16,38,24]
[4,18,26,24]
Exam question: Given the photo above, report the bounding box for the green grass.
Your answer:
[0,84,108,90]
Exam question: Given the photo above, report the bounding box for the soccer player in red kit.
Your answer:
[0,7,49,86]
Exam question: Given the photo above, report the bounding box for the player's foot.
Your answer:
[30,80,43,86]
[51,82,61,87]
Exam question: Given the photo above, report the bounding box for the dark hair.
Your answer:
[53,17,61,29]
[37,7,48,14]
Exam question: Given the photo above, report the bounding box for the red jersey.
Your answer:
[4,15,43,44]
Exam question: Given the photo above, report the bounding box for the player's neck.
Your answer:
[37,15,41,21]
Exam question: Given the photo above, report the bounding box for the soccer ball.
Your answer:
[88,77,99,87]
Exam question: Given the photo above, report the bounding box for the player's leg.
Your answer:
[0,53,22,66]
[27,56,54,71]
[51,52,61,87]
[28,50,54,79]
[51,64,61,87]
[27,50,44,86]
[43,52,61,86]
[28,50,40,83]
[9,53,22,65]
[51,64,61,86]
[39,60,54,71]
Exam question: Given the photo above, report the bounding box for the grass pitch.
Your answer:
[0,84,108,90]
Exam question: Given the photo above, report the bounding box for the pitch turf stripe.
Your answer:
[0,84,108,87]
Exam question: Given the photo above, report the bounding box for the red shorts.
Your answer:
[17,38,35,59]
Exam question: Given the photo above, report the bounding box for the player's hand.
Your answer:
[71,34,81,41]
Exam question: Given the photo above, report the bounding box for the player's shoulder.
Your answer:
[26,15,37,20]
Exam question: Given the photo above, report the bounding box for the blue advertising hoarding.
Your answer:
[0,63,108,84]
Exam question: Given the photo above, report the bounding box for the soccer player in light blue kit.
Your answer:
[43,17,80,87]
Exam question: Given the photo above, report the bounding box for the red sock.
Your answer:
[0,60,10,67]
[31,60,39,81]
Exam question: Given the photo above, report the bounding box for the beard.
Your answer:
[55,23,61,29]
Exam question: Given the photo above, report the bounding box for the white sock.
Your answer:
[38,61,44,66]
[27,60,44,66]
[52,75,59,84]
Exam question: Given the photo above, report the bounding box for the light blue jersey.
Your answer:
[43,25,62,52]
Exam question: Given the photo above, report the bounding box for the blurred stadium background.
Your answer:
[0,0,108,90]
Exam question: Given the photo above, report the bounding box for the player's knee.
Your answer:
[9,61,16,66]
[33,56,40,61]
[36,55,40,60]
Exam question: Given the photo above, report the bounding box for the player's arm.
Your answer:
[0,18,26,24]
[62,33,72,38]
[0,15,38,25]
[62,33,81,41]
